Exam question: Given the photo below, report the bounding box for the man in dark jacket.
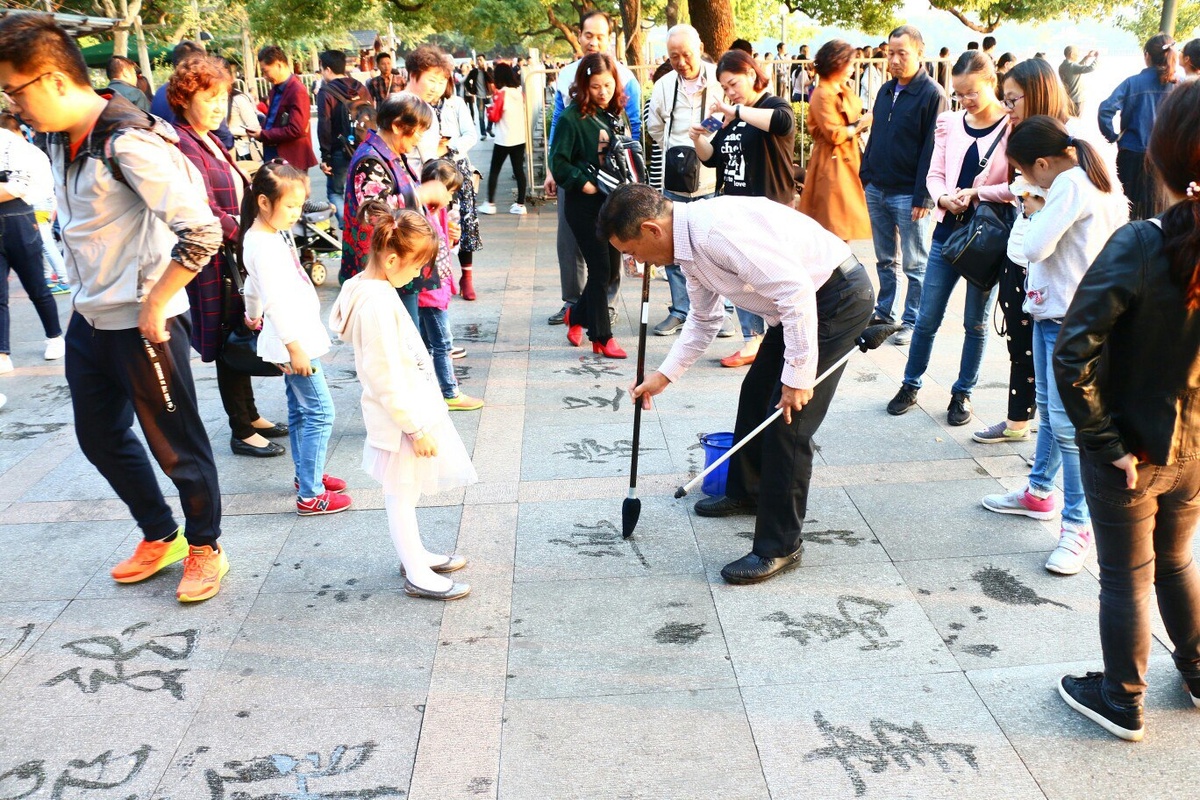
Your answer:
[316,49,370,226]
[860,24,947,345]
[105,55,149,112]
[1059,46,1098,116]
[250,44,317,171]
[464,55,493,137]
[367,51,398,106]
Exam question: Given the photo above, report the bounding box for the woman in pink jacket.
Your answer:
[886,50,1015,426]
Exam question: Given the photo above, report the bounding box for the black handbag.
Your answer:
[217,246,283,378]
[662,80,706,194]
[942,128,1015,291]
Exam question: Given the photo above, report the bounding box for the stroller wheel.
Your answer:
[309,261,327,286]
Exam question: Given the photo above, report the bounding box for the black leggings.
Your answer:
[563,189,619,343]
[1117,149,1155,221]
[488,143,527,205]
[998,257,1035,422]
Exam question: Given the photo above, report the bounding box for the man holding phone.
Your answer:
[251,45,317,171]
[645,25,729,337]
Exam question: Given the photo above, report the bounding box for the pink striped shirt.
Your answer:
[659,196,854,389]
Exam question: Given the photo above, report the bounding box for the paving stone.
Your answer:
[713,561,956,687]
[520,421,673,482]
[0,519,134,602]
[813,410,972,466]
[743,672,1045,800]
[0,600,67,679]
[0,593,253,718]
[848,477,1061,561]
[507,574,735,699]
[499,689,769,800]
[513,496,702,582]
[408,695,503,800]
[199,590,440,712]
[969,657,1198,799]
[155,705,423,800]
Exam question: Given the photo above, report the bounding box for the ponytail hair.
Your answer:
[1007,115,1113,194]
[420,158,463,194]
[356,199,439,267]
[1147,79,1200,309]
[1145,33,1179,85]
[236,159,309,272]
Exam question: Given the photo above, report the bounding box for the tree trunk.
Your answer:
[665,0,679,28]
[547,6,582,57]
[620,0,644,67]
[689,0,734,59]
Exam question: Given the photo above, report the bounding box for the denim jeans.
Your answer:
[286,359,335,499]
[865,185,930,328]
[0,203,63,353]
[419,306,458,399]
[327,150,351,227]
[662,190,718,320]
[1029,319,1088,524]
[902,238,997,395]
[1081,453,1200,706]
[737,307,764,340]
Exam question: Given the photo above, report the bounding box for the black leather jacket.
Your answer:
[1054,219,1200,465]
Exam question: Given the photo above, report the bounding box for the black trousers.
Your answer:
[998,257,1035,422]
[1117,149,1155,221]
[563,189,620,343]
[66,313,222,547]
[0,202,62,353]
[215,358,261,440]
[487,143,528,205]
[725,263,874,558]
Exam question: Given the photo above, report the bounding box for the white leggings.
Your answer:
[385,487,452,592]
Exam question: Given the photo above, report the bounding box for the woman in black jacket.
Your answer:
[1053,79,1200,742]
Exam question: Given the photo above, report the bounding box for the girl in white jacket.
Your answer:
[329,200,478,600]
[241,161,351,516]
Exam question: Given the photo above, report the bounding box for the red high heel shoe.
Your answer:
[593,338,627,359]
[564,307,583,347]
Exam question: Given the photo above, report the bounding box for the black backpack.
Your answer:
[325,81,375,157]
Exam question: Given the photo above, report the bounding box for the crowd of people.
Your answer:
[0,7,1199,743]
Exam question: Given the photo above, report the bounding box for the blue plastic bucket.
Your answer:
[699,432,735,496]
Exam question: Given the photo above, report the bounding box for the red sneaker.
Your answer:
[297,491,353,516]
[294,474,347,494]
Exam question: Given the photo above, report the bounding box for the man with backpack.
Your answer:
[0,13,227,603]
[317,49,372,226]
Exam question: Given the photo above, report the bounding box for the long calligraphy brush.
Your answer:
[622,260,653,539]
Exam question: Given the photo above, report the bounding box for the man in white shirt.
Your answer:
[646,25,725,336]
[544,10,642,326]
[600,184,874,585]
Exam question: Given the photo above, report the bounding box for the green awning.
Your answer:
[80,39,172,69]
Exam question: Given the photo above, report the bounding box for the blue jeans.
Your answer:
[662,190,719,321]
[1029,319,1088,525]
[419,306,458,399]
[0,203,62,353]
[286,359,335,499]
[902,238,997,395]
[327,151,350,227]
[737,307,764,340]
[865,185,930,327]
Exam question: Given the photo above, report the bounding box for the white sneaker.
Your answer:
[478,202,497,215]
[0,354,12,374]
[44,336,65,360]
[508,203,527,215]
[0,393,7,410]
[1046,521,1093,575]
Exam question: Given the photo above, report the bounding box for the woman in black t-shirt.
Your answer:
[691,49,796,367]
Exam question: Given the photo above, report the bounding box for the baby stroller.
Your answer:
[290,199,341,286]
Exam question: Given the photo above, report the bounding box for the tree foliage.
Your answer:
[1117,0,1200,43]
[924,0,1119,34]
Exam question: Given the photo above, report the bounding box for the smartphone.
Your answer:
[700,116,723,133]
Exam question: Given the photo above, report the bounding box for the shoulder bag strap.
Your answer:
[977,122,1006,170]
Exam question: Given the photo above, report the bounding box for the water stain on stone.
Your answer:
[806,529,866,547]
[316,591,328,597]
[971,566,1071,609]
[0,422,69,440]
[969,605,983,613]
[346,578,358,586]
[944,634,959,644]
[653,622,710,645]
[334,591,349,602]
[855,371,877,383]
[467,777,493,795]
[662,601,688,609]
[736,531,754,539]
[360,594,371,601]
[235,710,250,718]
[293,563,302,570]
[961,644,1000,658]
[948,622,965,631]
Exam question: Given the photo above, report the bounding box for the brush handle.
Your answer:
[628,262,652,491]
[676,347,856,497]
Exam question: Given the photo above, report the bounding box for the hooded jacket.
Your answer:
[50,94,221,330]
[328,274,451,447]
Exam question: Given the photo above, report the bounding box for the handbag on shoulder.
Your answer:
[662,79,706,194]
[942,128,1015,291]
[218,245,283,378]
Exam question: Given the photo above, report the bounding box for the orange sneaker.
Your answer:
[176,545,229,603]
[111,532,188,584]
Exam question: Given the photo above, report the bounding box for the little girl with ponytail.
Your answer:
[329,200,478,601]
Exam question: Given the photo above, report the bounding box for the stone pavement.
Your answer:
[0,141,1196,800]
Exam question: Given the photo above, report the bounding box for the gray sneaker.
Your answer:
[891,325,913,346]
[717,315,739,338]
[653,315,685,336]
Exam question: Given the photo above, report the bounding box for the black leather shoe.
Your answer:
[253,422,289,438]
[230,436,285,457]
[694,495,757,518]
[721,546,804,585]
[947,391,973,426]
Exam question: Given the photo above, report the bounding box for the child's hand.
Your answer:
[448,219,462,243]
[283,343,313,376]
[244,314,263,331]
[411,430,438,458]
[1022,195,1046,215]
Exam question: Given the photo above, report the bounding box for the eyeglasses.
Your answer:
[1001,94,1024,109]
[1,72,51,103]
[951,91,980,102]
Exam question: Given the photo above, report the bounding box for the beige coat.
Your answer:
[798,80,871,241]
